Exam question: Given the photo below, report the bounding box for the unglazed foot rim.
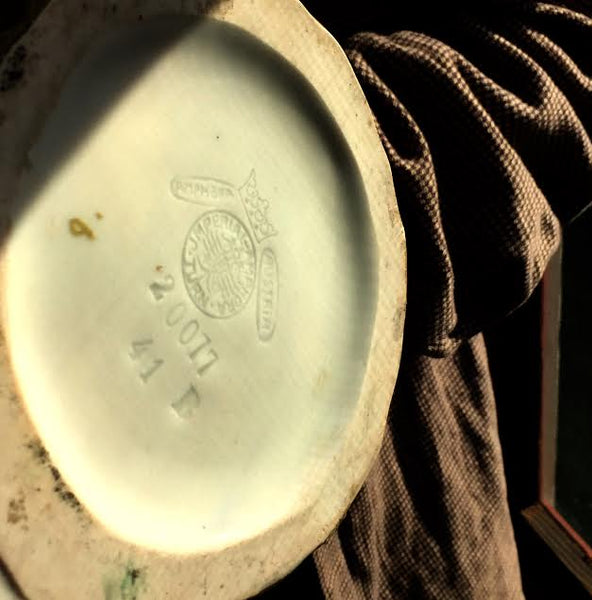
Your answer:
[0,1,406,599]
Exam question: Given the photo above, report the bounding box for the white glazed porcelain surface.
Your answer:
[4,18,377,554]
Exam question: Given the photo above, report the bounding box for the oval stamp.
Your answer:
[171,176,235,205]
[182,211,256,318]
[257,248,278,341]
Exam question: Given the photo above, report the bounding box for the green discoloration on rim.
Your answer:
[103,563,147,600]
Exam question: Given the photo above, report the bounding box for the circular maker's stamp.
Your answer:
[182,210,256,318]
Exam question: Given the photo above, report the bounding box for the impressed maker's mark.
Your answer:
[172,169,279,340]
[257,248,278,342]
[182,210,256,319]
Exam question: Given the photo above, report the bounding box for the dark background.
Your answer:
[556,206,592,549]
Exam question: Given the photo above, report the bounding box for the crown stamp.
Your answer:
[238,170,277,243]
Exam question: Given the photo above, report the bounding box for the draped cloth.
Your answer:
[307,2,592,598]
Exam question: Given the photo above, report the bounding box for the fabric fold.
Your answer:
[310,3,592,599]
